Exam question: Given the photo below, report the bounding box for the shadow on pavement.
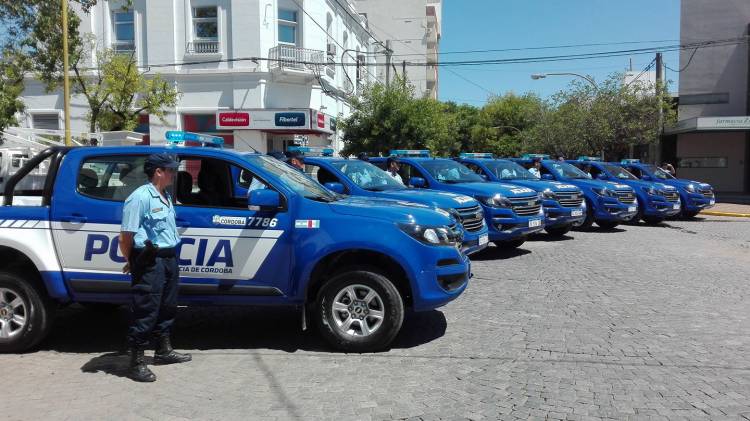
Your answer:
[573,226,627,234]
[527,233,575,242]
[470,246,531,261]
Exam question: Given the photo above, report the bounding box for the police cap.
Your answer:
[144,153,180,173]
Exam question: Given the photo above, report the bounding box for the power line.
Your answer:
[665,48,698,73]
[624,58,656,88]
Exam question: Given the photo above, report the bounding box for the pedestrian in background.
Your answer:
[120,153,192,383]
[285,150,305,171]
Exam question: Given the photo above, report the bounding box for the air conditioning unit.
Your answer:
[327,43,337,56]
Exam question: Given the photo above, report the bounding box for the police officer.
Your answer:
[386,157,404,185]
[119,153,191,383]
[285,150,305,171]
[528,157,542,178]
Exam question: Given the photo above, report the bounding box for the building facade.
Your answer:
[668,0,750,192]
[17,0,377,153]
[353,0,441,99]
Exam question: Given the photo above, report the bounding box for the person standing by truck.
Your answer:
[119,153,192,383]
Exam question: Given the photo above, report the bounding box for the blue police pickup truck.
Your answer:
[618,159,715,218]
[512,157,638,229]
[568,158,681,225]
[371,151,545,249]
[298,151,489,255]
[0,144,471,353]
[456,154,586,237]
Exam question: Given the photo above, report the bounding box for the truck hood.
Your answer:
[500,179,581,194]
[667,178,713,190]
[615,179,677,192]
[329,196,455,226]
[563,178,635,192]
[446,182,538,198]
[375,189,479,210]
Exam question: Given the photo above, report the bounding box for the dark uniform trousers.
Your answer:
[127,247,180,348]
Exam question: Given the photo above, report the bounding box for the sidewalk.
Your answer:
[702,202,750,218]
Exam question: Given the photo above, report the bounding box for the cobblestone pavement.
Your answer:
[3,215,750,421]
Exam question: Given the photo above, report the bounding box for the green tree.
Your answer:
[0,51,28,133]
[341,77,458,156]
[469,93,545,157]
[443,101,481,152]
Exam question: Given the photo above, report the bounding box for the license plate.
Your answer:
[710,199,715,205]
[479,234,489,246]
[628,206,637,212]
[672,204,680,210]
[571,210,583,217]
[529,219,542,228]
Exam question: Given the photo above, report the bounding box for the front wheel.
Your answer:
[0,272,55,353]
[545,226,571,237]
[596,221,619,230]
[314,270,404,352]
[493,238,526,249]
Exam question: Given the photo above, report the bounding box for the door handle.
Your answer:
[61,214,87,224]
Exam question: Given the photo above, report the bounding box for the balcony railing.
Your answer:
[269,45,324,74]
[186,40,220,55]
[113,41,135,55]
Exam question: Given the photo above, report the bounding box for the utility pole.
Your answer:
[654,52,664,165]
[61,0,72,146]
[402,60,406,88]
[385,40,392,86]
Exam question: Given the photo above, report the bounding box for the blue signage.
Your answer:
[275,112,307,127]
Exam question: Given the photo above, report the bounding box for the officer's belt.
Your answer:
[133,247,176,258]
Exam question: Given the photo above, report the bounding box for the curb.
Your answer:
[701,211,750,218]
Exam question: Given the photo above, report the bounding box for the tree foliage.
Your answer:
[0,51,28,133]
[468,93,544,157]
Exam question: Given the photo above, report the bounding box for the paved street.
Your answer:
[4,215,750,421]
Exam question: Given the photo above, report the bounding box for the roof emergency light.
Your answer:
[390,149,430,158]
[521,154,551,160]
[620,159,641,164]
[287,146,334,157]
[459,152,495,159]
[165,131,224,148]
[577,156,602,161]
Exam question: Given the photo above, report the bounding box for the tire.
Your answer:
[545,226,571,237]
[682,210,700,218]
[643,216,664,225]
[575,199,595,229]
[493,238,525,249]
[596,221,619,230]
[314,269,404,353]
[0,272,55,353]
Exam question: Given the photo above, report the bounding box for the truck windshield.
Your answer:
[604,164,638,180]
[547,162,590,179]
[420,160,484,183]
[246,155,338,202]
[331,160,404,191]
[644,164,675,180]
[483,161,536,180]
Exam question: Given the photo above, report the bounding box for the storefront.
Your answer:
[666,116,750,193]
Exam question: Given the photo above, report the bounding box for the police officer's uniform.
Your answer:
[121,154,191,382]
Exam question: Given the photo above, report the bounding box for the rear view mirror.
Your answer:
[409,177,426,188]
[248,189,280,210]
[324,182,345,194]
[541,173,553,181]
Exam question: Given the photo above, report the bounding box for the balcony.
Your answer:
[426,28,438,48]
[186,40,220,55]
[113,41,135,55]
[269,45,325,75]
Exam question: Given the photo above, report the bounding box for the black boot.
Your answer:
[154,336,192,365]
[129,347,156,382]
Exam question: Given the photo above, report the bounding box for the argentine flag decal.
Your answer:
[295,219,321,229]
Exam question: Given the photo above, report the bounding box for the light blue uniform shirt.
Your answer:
[121,183,180,249]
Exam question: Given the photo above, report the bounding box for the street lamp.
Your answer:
[531,73,598,91]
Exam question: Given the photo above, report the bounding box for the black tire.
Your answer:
[0,271,55,353]
[596,221,619,230]
[575,199,595,229]
[545,226,571,237]
[493,238,525,249]
[682,210,700,218]
[643,216,664,225]
[314,269,404,353]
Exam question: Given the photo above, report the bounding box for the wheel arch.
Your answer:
[0,246,53,301]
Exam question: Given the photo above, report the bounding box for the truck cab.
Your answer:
[371,150,545,249]
[0,142,471,353]
[567,157,681,224]
[619,159,715,218]
[512,157,638,229]
[300,151,488,255]
[456,154,586,237]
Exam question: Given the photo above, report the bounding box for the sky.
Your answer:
[437,0,681,105]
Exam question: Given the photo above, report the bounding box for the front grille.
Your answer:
[700,188,714,198]
[661,190,680,202]
[509,194,542,216]
[447,223,464,244]
[455,204,484,233]
[615,190,636,204]
[556,192,584,207]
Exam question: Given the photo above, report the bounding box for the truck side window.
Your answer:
[464,163,484,176]
[305,164,341,186]
[78,155,148,201]
[177,156,266,209]
[629,167,642,178]
[399,163,425,187]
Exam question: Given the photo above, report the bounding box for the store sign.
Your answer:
[218,112,250,127]
[699,116,750,129]
[275,112,307,127]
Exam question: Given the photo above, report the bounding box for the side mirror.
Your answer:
[324,182,345,194]
[541,173,554,181]
[596,173,607,180]
[409,177,426,188]
[248,189,281,210]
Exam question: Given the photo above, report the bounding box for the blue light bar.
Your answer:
[287,146,334,157]
[620,159,641,164]
[459,152,494,159]
[165,131,224,147]
[577,156,602,161]
[521,153,551,160]
[390,149,430,157]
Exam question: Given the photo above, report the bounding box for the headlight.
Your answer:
[398,223,462,246]
[684,184,696,193]
[642,186,658,196]
[592,187,617,198]
[476,194,512,208]
[542,189,556,199]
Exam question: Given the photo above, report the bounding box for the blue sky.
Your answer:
[438,0,681,104]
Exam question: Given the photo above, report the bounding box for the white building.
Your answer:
[353,0,441,99]
[17,0,378,153]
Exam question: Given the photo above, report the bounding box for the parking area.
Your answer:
[4,215,750,421]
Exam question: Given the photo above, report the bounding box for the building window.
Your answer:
[278,8,298,45]
[112,10,135,54]
[188,6,219,54]
[31,113,60,130]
